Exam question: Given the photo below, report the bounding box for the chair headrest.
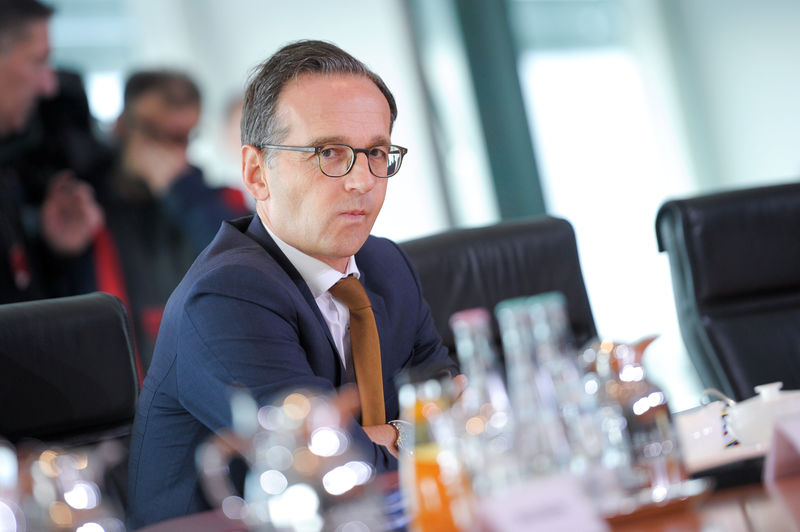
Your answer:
[0,292,139,444]
[656,182,800,304]
[401,216,597,353]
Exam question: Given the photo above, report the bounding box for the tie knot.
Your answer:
[329,276,371,310]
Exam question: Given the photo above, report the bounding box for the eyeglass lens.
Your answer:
[319,145,402,177]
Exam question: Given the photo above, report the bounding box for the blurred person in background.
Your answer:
[219,94,254,209]
[0,0,55,137]
[0,0,104,304]
[4,60,250,377]
[101,70,250,372]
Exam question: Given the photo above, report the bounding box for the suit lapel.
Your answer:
[244,217,343,370]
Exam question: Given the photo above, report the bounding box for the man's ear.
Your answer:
[242,145,269,201]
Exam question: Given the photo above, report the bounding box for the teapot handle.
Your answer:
[196,431,252,508]
[701,388,737,406]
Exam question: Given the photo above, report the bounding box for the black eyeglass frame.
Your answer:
[258,143,408,178]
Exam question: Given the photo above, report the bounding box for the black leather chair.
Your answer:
[656,182,800,401]
[400,216,597,360]
[0,292,139,445]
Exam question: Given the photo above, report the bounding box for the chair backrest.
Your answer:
[400,216,597,360]
[0,292,139,445]
[656,183,800,401]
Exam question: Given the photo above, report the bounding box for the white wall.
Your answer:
[670,0,800,187]
[59,0,452,242]
[514,0,800,411]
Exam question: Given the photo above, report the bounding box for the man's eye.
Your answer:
[369,148,388,160]
[320,147,346,159]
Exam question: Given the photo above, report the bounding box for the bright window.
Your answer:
[518,48,702,411]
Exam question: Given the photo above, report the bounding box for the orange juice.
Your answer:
[410,447,459,532]
[398,379,474,532]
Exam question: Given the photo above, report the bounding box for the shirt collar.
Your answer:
[262,219,359,298]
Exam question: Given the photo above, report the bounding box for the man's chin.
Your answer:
[0,117,20,138]
[328,232,371,258]
[13,106,35,133]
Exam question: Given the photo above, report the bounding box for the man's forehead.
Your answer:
[131,90,198,115]
[22,20,49,48]
[278,72,384,103]
[276,73,389,121]
[0,19,44,55]
[127,93,199,138]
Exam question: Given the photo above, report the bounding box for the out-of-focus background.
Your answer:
[47,0,800,412]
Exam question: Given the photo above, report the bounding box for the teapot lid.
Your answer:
[753,381,783,401]
[703,381,787,406]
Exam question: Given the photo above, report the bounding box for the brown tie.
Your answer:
[329,276,386,425]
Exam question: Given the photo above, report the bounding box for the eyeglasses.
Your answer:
[258,143,408,178]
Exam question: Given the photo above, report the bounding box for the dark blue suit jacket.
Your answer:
[127,215,457,528]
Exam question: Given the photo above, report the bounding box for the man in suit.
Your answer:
[127,40,459,528]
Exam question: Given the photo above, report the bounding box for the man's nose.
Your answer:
[39,65,58,98]
[344,152,377,193]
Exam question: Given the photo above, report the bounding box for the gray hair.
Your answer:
[241,40,397,155]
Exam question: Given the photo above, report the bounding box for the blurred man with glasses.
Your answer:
[101,70,250,371]
[128,39,459,528]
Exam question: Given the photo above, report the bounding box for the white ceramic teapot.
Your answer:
[704,382,800,448]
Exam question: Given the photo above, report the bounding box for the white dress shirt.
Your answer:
[262,221,357,368]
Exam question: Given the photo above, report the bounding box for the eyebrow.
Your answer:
[306,135,392,147]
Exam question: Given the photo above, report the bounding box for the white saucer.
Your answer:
[683,443,767,475]
[603,477,713,525]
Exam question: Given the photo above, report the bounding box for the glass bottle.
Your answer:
[25,442,127,532]
[198,390,387,531]
[449,308,517,495]
[606,338,685,498]
[495,295,571,475]
[531,293,611,474]
[0,440,24,532]
[580,340,637,512]
[397,377,473,532]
